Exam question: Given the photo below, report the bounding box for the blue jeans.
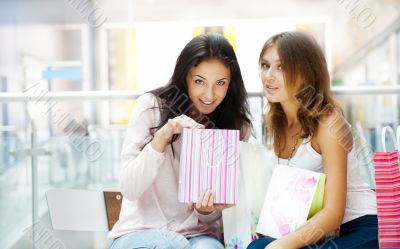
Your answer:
[111,229,224,249]
[247,215,378,249]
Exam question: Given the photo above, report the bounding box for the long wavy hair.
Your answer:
[259,31,341,153]
[147,33,252,150]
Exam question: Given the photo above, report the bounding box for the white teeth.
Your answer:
[201,100,213,105]
[266,85,278,89]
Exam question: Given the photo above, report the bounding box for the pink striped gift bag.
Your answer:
[178,128,240,204]
[373,126,400,249]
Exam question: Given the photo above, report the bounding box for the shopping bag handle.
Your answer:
[381,126,397,152]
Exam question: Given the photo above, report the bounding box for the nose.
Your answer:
[265,67,275,81]
[260,67,272,82]
[203,84,215,100]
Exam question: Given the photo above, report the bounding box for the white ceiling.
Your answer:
[0,0,399,71]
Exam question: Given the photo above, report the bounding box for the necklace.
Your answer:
[278,132,301,165]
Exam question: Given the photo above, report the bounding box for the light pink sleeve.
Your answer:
[119,93,166,201]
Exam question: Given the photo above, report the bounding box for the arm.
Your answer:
[120,94,205,201]
[270,112,350,249]
[119,94,167,201]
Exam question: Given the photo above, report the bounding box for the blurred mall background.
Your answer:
[0,0,399,248]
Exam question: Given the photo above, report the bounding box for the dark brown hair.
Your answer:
[147,33,252,151]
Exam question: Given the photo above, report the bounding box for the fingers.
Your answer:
[195,191,215,214]
[178,115,204,129]
[195,192,205,210]
[166,115,205,137]
[194,191,235,214]
[176,115,203,129]
[193,189,235,214]
[201,191,213,209]
[208,193,215,208]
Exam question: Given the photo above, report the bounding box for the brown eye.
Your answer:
[194,79,204,84]
[216,81,225,86]
[261,63,270,70]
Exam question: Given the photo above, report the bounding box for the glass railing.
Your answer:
[0,88,399,248]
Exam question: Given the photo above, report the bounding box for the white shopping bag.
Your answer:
[222,142,274,248]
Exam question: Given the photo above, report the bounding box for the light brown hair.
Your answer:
[259,31,342,153]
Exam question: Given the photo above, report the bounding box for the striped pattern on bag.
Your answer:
[178,128,239,204]
[373,150,400,249]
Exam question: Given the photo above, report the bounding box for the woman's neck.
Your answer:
[280,100,300,127]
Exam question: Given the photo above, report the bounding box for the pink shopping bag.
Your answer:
[178,128,239,204]
[373,126,400,249]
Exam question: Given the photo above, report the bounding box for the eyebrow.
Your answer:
[193,74,206,80]
[192,74,229,81]
[261,58,281,63]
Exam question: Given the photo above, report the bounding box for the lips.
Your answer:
[200,99,215,106]
[264,84,278,94]
[265,84,278,90]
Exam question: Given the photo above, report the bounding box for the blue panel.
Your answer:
[42,67,82,80]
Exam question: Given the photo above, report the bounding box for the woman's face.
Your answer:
[186,59,231,115]
[260,46,290,103]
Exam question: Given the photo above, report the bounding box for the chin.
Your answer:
[267,99,279,104]
[198,106,216,115]
[198,108,214,115]
[265,95,278,103]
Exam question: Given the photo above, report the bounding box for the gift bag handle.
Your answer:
[381,126,398,152]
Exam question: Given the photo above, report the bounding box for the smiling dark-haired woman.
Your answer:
[108,33,252,249]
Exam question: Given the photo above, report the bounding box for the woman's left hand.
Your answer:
[188,191,233,214]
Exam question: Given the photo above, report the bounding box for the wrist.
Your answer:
[196,209,214,215]
[151,127,171,153]
[156,126,171,143]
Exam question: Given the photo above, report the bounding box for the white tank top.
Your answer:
[273,139,377,224]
